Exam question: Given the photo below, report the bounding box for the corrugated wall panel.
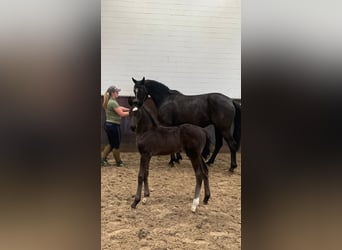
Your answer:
[101,0,240,98]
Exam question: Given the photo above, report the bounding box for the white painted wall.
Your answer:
[102,0,240,98]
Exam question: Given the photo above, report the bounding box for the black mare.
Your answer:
[132,77,241,172]
[128,98,211,212]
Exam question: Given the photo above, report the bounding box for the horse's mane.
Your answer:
[144,80,169,93]
[144,80,182,107]
[169,89,182,95]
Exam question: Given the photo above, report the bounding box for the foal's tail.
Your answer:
[201,133,211,160]
[201,134,210,178]
[201,158,209,178]
[232,100,241,151]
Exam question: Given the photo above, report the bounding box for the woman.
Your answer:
[101,85,130,167]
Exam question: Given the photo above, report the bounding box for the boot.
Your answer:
[101,144,112,166]
[112,149,124,167]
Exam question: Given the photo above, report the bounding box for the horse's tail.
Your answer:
[201,132,211,160]
[232,100,241,151]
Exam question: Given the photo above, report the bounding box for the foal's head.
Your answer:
[128,97,159,133]
[128,97,142,132]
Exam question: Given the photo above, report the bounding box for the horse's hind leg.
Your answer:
[206,127,223,165]
[131,154,151,208]
[229,148,237,173]
[223,133,238,172]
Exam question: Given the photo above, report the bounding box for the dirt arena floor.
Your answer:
[101,152,241,250]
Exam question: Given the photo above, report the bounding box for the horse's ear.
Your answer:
[132,77,137,84]
[128,96,133,106]
[142,77,145,82]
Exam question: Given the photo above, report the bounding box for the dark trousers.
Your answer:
[104,122,121,149]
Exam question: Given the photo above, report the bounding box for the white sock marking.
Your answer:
[191,197,200,212]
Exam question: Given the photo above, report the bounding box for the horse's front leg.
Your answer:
[175,152,183,164]
[131,154,151,208]
[168,153,176,167]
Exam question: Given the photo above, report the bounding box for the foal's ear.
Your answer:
[132,77,137,84]
[128,96,134,106]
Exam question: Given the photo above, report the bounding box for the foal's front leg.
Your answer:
[131,154,151,208]
[142,160,150,204]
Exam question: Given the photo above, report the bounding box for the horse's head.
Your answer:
[132,77,148,103]
[128,96,143,132]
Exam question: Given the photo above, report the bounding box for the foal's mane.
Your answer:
[141,105,159,128]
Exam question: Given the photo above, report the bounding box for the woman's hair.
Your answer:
[102,91,110,110]
[102,86,120,110]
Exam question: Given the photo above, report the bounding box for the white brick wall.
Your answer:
[102,0,240,98]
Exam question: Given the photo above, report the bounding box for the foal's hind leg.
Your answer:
[203,177,210,204]
[190,159,204,213]
[191,173,203,213]
[201,160,210,204]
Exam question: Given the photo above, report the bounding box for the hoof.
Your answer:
[142,197,147,204]
[191,205,197,213]
[131,200,139,208]
[229,167,235,173]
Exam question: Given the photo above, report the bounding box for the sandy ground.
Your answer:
[101,152,241,250]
